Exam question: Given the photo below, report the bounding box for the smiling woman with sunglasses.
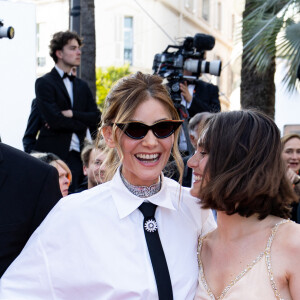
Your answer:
[0,72,216,300]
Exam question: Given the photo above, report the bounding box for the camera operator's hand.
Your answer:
[61,110,73,118]
[180,81,193,103]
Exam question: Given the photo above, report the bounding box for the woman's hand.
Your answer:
[286,168,300,184]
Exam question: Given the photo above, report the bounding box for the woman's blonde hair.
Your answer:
[50,160,72,185]
[98,71,183,182]
[31,152,72,184]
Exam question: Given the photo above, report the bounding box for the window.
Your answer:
[231,14,235,39]
[217,2,222,31]
[202,0,209,21]
[124,17,133,65]
[185,0,195,14]
[36,23,46,67]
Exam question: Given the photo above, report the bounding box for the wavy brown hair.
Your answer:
[98,72,183,182]
[198,109,297,219]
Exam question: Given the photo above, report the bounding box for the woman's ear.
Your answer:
[102,126,116,148]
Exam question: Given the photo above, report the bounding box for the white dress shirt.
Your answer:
[0,169,216,300]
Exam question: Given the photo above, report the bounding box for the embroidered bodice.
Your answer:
[195,219,291,300]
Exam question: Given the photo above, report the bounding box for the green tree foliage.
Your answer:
[242,0,300,91]
[96,64,131,109]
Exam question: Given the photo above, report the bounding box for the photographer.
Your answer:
[153,33,221,155]
[178,69,220,153]
[180,69,220,119]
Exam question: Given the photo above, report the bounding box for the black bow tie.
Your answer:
[62,73,75,82]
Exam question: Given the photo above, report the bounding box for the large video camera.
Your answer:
[152,33,221,106]
[0,19,15,39]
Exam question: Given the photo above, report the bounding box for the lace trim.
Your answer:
[197,219,291,300]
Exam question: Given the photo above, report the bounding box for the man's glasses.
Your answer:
[114,120,183,140]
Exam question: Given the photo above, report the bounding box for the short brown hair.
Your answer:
[99,71,183,181]
[198,109,297,219]
[81,139,106,167]
[49,30,82,63]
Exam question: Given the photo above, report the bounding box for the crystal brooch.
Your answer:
[144,219,158,233]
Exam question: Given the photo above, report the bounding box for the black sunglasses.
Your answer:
[114,120,183,140]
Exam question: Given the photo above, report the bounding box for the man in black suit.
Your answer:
[22,99,42,154]
[33,31,101,192]
[0,142,62,277]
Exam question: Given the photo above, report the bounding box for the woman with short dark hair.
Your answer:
[188,110,300,299]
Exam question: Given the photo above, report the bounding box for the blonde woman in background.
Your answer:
[281,133,300,223]
[31,152,72,197]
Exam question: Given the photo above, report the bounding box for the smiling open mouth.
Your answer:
[194,175,202,181]
[135,153,160,163]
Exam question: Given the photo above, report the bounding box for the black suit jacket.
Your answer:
[0,143,62,277]
[34,68,101,160]
[188,79,220,118]
[22,99,43,153]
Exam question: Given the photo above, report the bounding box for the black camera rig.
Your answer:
[153,33,221,106]
[152,33,221,155]
[0,20,15,39]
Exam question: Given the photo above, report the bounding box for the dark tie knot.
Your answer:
[62,72,75,82]
[139,202,157,219]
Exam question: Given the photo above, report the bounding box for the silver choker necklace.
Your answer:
[120,170,161,198]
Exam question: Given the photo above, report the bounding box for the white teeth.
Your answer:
[194,175,202,181]
[136,153,159,160]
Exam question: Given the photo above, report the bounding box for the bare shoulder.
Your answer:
[274,221,300,274]
[277,221,300,251]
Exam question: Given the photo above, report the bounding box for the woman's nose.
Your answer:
[142,129,158,147]
[187,153,197,168]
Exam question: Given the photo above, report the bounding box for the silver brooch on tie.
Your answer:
[144,219,158,233]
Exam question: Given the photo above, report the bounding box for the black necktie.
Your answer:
[139,202,173,300]
[62,72,75,82]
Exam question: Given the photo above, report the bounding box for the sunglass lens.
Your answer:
[125,123,148,139]
[153,122,176,138]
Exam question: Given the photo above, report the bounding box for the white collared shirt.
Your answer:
[55,65,80,152]
[0,169,216,300]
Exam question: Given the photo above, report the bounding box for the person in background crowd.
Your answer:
[0,143,61,277]
[166,112,213,187]
[76,139,107,192]
[178,67,220,155]
[32,30,101,192]
[22,98,43,153]
[0,72,216,300]
[188,112,213,150]
[281,133,300,223]
[187,110,300,299]
[31,152,72,197]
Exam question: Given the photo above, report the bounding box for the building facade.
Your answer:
[11,0,243,110]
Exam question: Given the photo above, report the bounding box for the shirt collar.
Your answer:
[110,167,176,219]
